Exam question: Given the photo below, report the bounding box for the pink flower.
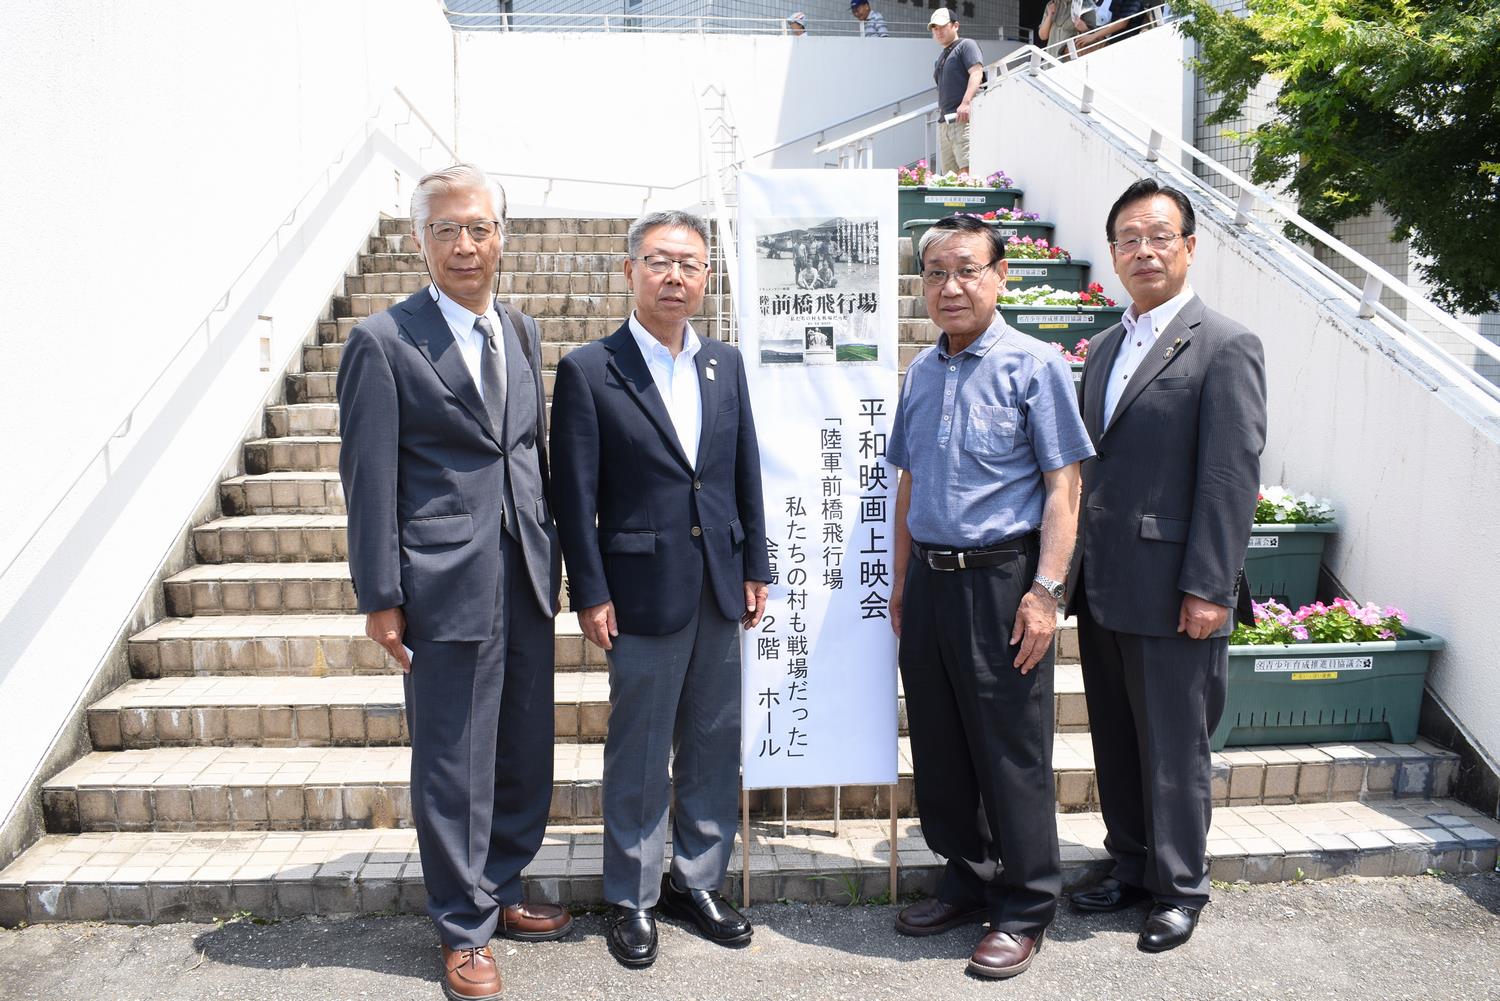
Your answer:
[1291,625,1309,641]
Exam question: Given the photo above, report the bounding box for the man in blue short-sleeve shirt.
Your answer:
[886,214,1093,979]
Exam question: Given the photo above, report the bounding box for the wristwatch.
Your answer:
[1032,575,1066,601]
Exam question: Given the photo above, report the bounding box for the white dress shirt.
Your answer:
[430,285,505,401]
[629,311,703,463]
[1104,285,1195,426]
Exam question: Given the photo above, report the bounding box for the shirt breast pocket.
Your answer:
[963,404,1019,457]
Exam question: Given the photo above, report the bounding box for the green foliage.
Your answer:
[1176,0,1500,315]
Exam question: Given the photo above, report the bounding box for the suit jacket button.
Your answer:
[693,480,703,490]
[691,526,702,537]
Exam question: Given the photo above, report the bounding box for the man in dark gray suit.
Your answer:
[550,210,770,969]
[337,164,570,1001]
[1067,178,1266,953]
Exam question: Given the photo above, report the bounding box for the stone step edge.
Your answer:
[39,739,1460,834]
[4,800,1495,926]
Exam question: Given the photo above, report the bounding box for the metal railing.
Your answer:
[992,44,1500,408]
[0,88,459,586]
[444,8,986,37]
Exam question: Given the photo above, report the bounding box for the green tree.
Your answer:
[1176,0,1500,316]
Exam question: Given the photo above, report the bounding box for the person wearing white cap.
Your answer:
[786,11,807,34]
[929,8,986,175]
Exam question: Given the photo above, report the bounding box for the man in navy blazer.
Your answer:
[337,164,570,1001]
[550,209,770,968]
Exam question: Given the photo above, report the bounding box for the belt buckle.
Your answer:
[926,548,960,572]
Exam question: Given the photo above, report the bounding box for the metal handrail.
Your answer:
[444,8,970,36]
[0,88,459,584]
[813,101,938,155]
[993,42,1500,406]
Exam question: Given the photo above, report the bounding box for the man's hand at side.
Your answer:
[1010,589,1057,674]
[366,607,411,673]
[579,600,619,651]
[1178,594,1229,640]
[742,581,768,629]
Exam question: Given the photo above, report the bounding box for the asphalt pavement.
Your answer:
[2,872,1497,1001]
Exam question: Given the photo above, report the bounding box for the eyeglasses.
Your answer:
[635,255,709,279]
[1110,233,1181,254]
[920,261,997,287]
[427,220,501,243]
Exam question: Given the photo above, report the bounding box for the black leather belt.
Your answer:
[913,533,1038,572]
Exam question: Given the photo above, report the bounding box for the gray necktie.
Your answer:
[476,315,506,433]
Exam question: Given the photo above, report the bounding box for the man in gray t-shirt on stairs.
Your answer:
[930,8,986,175]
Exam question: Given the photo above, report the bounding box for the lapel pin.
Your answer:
[706,368,717,381]
[1163,337,1182,360]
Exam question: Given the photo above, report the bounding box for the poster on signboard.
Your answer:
[736,169,900,791]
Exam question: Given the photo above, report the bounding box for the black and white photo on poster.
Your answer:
[754,216,881,367]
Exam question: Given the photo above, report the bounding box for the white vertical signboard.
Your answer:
[737,169,899,790]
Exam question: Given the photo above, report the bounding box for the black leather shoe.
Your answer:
[1071,877,1152,913]
[606,905,658,967]
[1138,903,1202,952]
[658,875,753,945]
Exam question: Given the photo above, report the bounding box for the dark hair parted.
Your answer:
[1104,178,1197,243]
[916,213,1006,270]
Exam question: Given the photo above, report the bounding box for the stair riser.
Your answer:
[369,233,632,256]
[85,694,1089,751]
[360,252,631,275]
[221,479,343,517]
[381,217,634,237]
[343,272,636,297]
[42,749,1459,835]
[318,315,727,345]
[244,438,340,475]
[163,578,357,617]
[332,292,728,320]
[194,525,346,563]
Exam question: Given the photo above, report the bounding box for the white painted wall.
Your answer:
[0,0,457,837]
[970,56,1500,765]
[455,35,1016,215]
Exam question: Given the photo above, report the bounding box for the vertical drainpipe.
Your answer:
[452,28,462,159]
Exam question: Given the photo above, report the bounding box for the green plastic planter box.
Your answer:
[1003,258,1092,293]
[1213,629,1444,750]
[1244,522,1337,609]
[904,218,1054,252]
[898,186,1022,231]
[997,305,1124,345]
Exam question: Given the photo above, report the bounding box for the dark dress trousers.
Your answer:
[1067,294,1267,907]
[337,288,560,948]
[550,322,769,908]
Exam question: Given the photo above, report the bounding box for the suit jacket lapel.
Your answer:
[692,344,720,474]
[1103,295,1204,434]
[1083,323,1125,439]
[400,291,501,447]
[603,325,694,473]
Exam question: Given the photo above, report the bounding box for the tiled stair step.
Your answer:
[243,436,340,475]
[6,801,1497,925]
[368,233,631,257]
[126,613,604,678]
[333,292,726,321]
[358,252,631,275]
[380,217,633,237]
[193,515,347,563]
[220,471,343,516]
[162,564,355,617]
[39,738,1461,834]
[316,315,727,345]
[84,670,1091,751]
[344,272,635,297]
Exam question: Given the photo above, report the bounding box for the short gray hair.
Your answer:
[627,210,711,259]
[410,164,508,247]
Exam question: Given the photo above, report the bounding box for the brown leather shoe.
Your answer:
[497,901,574,942]
[894,896,987,937]
[967,929,1045,979]
[440,945,502,1000]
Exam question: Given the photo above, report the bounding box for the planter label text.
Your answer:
[1247,536,1281,549]
[926,195,986,205]
[1009,267,1048,277]
[1018,314,1095,325]
[1254,656,1374,673]
[1291,672,1338,681]
[996,228,1018,237]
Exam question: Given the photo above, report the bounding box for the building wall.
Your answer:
[970,54,1500,771]
[0,0,457,850]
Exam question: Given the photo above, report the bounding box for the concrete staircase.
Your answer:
[1,215,1495,927]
